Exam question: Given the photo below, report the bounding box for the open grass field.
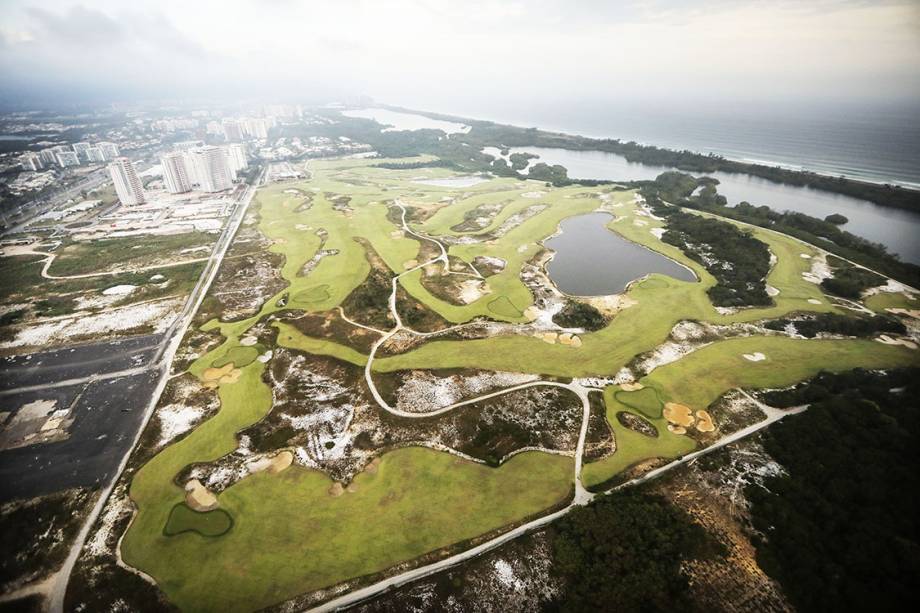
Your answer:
[124,448,572,612]
[119,155,919,610]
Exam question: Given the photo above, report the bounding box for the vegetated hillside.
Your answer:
[751,368,920,612]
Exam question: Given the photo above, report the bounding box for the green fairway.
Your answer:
[124,449,572,612]
[582,387,696,489]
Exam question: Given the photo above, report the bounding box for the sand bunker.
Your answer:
[667,424,687,435]
[766,285,780,297]
[364,457,382,474]
[328,482,344,497]
[663,402,695,427]
[876,335,919,349]
[558,332,582,347]
[695,410,715,432]
[620,382,645,392]
[459,279,489,304]
[201,363,242,388]
[523,306,542,321]
[887,308,920,320]
[535,331,558,344]
[521,191,545,199]
[185,479,219,511]
[403,259,419,270]
[743,352,766,362]
[808,298,822,305]
[239,335,258,346]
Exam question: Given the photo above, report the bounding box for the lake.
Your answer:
[497,146,920,264]
[545,212,696,296]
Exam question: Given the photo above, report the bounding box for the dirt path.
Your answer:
[39,252,210,280]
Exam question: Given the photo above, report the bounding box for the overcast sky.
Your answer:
[1,0,918,112]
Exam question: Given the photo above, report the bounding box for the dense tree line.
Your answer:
[552,301,607,331]
[820,256,886,299]
[657,207,772,307]
[548,491,720,612]
[640,172,920,289]
[763,312,905,338]
[750,368,920,613]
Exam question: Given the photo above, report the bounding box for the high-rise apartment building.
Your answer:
[97,142,120,160]
[222,119,243,142]
[19,153,43,171]
[56,151,80,167]
[38,148,59,166]
[72,142,92,162]
[189,146,233,193]
[85,147,105,163]
[160,152,192,194]
[108,157,146,205]
[225,143,248,179]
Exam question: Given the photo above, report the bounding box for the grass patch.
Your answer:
[292,285,331,304]
[487,296,523,318]
[212,346,261,369]
[163,504,233,537]
[125,449,572,612]
[614,387,663,419]
[582,389,695,489]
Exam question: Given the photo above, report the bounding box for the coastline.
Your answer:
[384,104,920,192]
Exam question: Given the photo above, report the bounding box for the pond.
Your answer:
[494,146,920,264]
[545,212,696,296]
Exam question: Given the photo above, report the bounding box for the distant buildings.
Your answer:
[72,142,92,162]
[38,149,59,166]
[19,153,43,172]
[225,143,248,178]
[188,146,233,193]
[56,151,80,168]
[108,157,146,205]
[98,142,120,160]
[161,152,193,194]
[85,147,105,163]
[222,119,243,142]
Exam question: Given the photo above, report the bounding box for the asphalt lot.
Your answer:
[0,334,162,392]
[0,370,159,502]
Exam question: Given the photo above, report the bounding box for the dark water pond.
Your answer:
[501,146,920,264]
[545,212,696,296]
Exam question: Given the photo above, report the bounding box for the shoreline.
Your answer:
[381,104,920,193]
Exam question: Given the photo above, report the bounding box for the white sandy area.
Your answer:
[157,404,205,447]
[459,279,489,304]
[637,341,711,375]
[1,298,182,349]
[521,191,545,199]
[102,284,137,296]
[801,255,832,284]
[743,352,766,362]
[650,227,665,239]
[396,371,539,413]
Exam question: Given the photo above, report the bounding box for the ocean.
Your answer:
[450,99,920,189]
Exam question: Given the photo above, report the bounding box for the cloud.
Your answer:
[0,0,917,109]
